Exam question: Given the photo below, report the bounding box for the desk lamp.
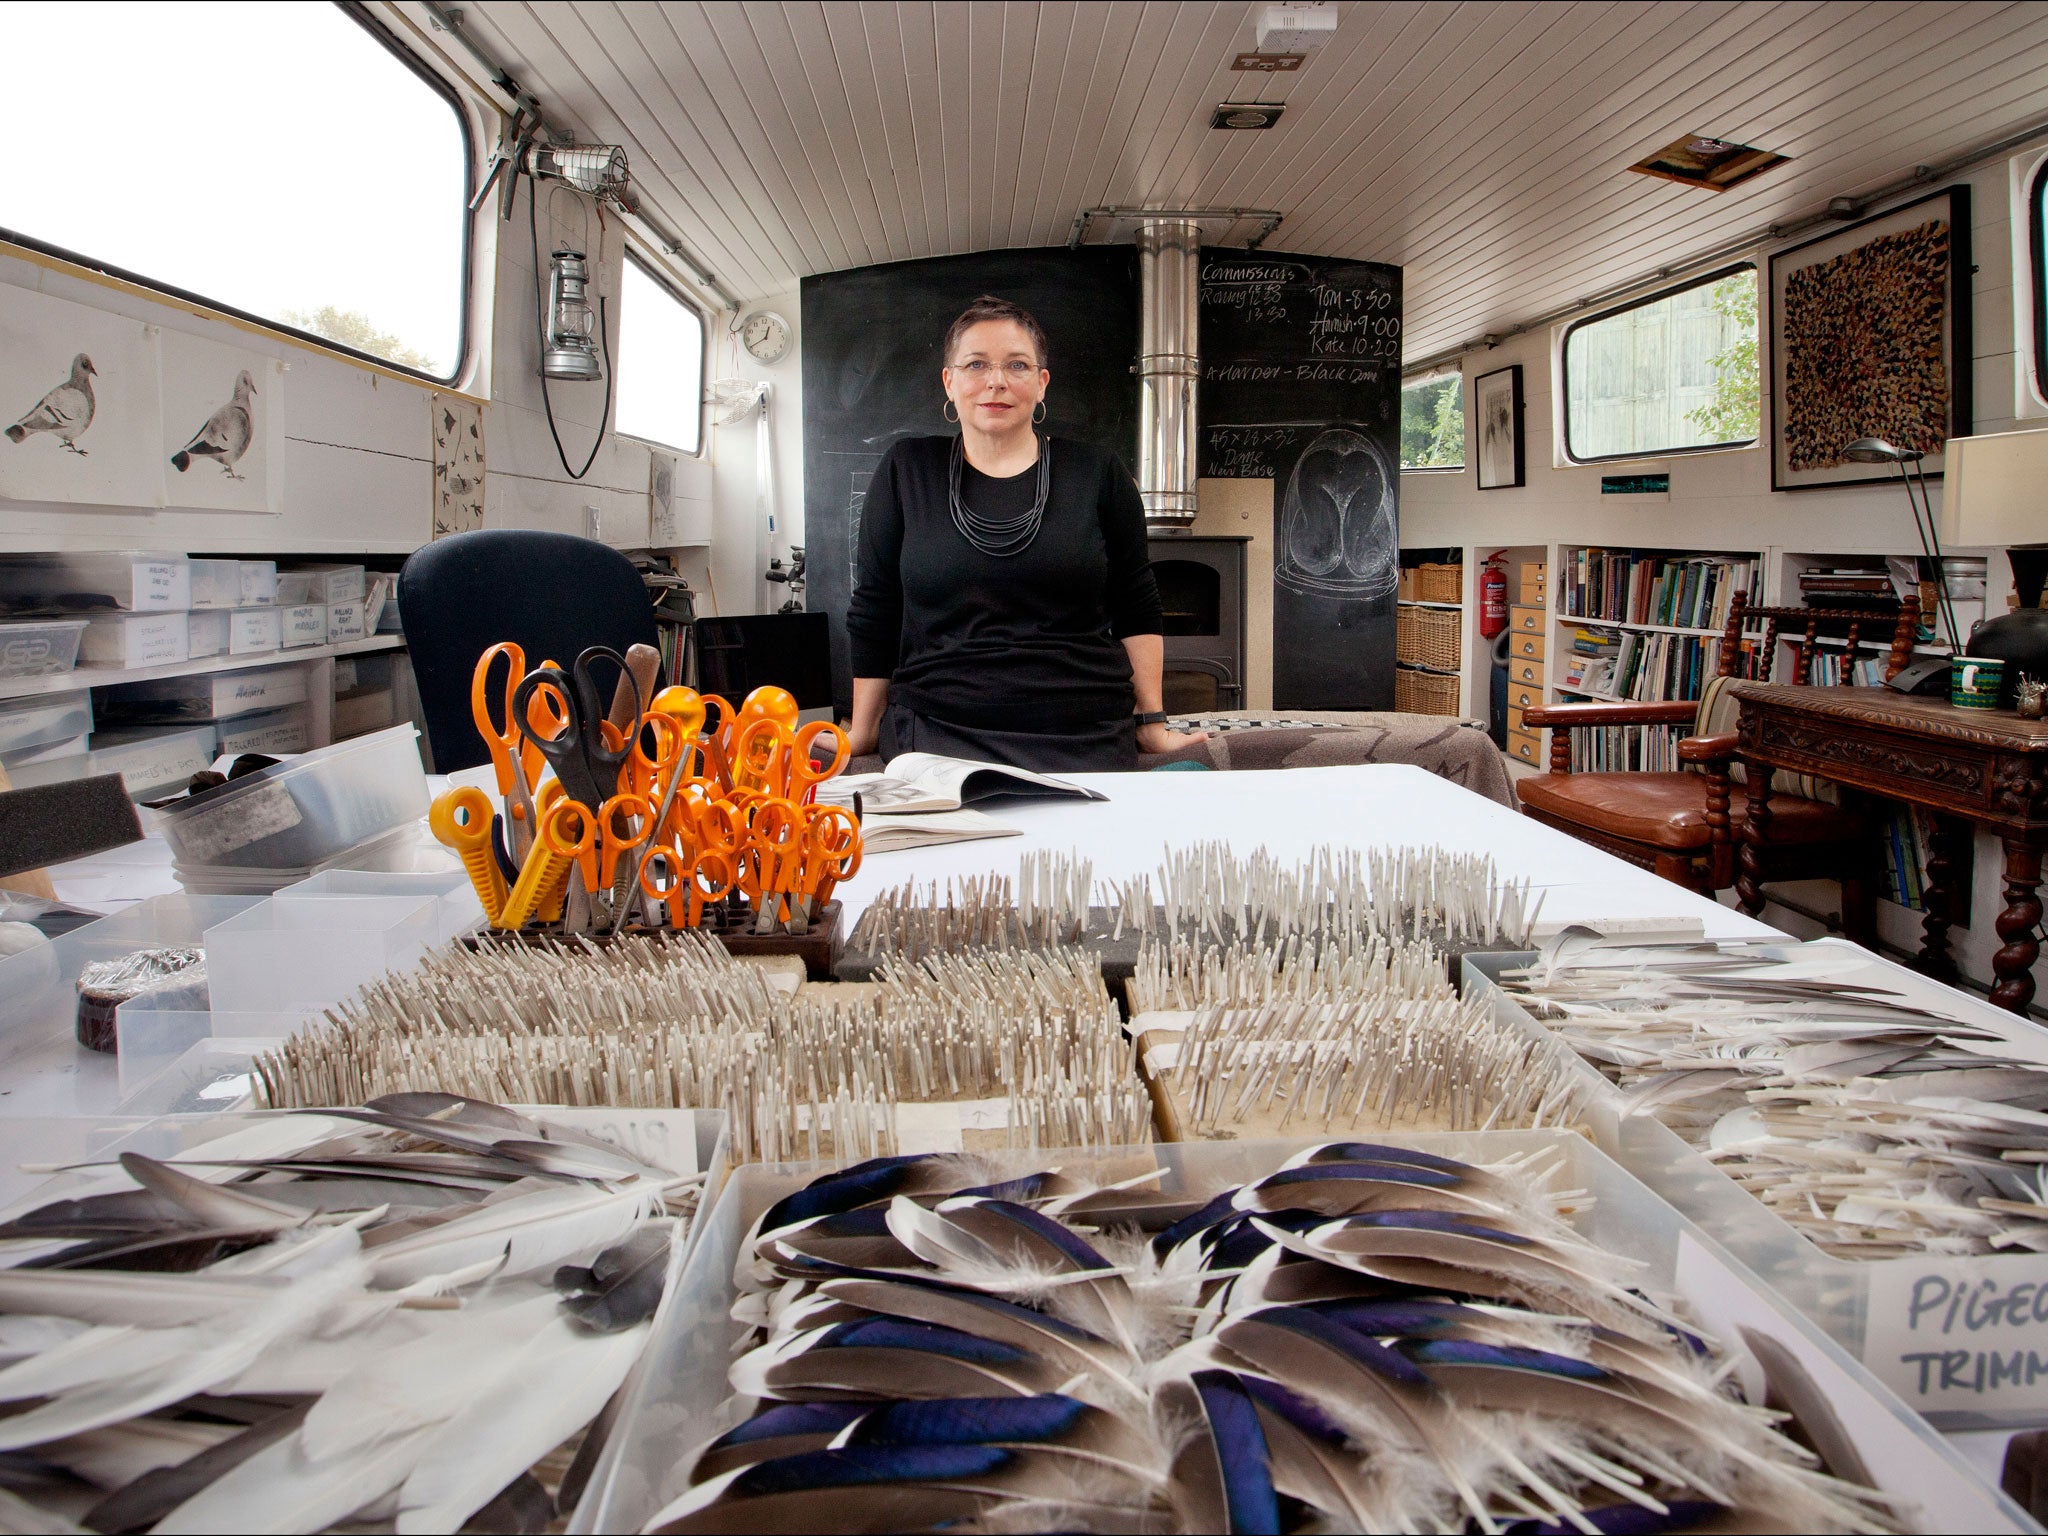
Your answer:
[1940,428,2048,704]
[1842,437,1962,650]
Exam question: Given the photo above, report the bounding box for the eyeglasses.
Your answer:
[950,359,1039,378]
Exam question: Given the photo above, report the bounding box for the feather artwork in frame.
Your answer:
[432,391,484,538]
[0,284,163,507]
[158,329,283,513]
[1474,364,1524,489]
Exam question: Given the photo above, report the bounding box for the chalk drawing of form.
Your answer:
[1274,428,1398,600]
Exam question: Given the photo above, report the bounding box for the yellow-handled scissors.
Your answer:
[471,642,543,858]
[429,786,507,924]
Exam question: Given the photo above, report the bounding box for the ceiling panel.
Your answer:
[443,0,2048,361]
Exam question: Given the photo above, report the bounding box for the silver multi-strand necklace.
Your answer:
[949,433,1050,557]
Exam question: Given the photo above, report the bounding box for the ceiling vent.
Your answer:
[1629,135,1789,192]
[1212,103,1284,131]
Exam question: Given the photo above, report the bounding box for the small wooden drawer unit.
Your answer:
[1510,631,1546,664]
[1511,656,1543,687]
[1508,679,1542,712]
[1510,604,1544,635]
[1506,729,1543,765]
[1519,563,1547,606]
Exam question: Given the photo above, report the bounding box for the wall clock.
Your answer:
[739,309,792,364]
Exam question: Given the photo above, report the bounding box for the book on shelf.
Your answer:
[1566,721,1690,772]
[1562,548,1760,632]
[1879,805,1951,913]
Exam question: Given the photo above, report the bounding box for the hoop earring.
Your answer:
[1033,400,1047,424]
[942,400,959,423]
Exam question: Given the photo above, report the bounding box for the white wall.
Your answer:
[1402,154,2030,997]
[701,288,806,618]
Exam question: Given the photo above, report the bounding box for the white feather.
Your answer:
[35,1417,236,1490]
[395,1315,647,1532]
[298,1292,561,1462]
[152,1424,422,1535]
[0,1482,85,1534]
[367,1182,658,1288]
[0,1324,194,1402]
[0,1270,282,1327]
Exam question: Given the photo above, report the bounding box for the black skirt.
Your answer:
[880,701,1136,773]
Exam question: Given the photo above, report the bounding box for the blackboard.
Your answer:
[1196,251,1402,710]
[800,247,1140,712]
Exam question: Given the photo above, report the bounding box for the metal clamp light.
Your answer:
[1842,436,1963,651]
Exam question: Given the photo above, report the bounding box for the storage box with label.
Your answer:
[0,618,88,680]
[0,691,91,756]
[10,723,221,798]
[332,689,395,738]
[323,598,366,642]
[273,571,316,606]
[284,564,365,604]
[80,612,189,669]
[100,664,309,726]
[0,553,191,612]
[237,560,278,606]
[228,607,283,656]
[186,609,229,659]
[0,733,88,773]
[186,559,241,609]
[281,604,326,648]
[216,703,311,756]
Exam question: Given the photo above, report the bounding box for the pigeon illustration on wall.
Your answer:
[5,353,97,454]
[170,369,256,477]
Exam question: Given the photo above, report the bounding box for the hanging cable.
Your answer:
[529,179,613,481]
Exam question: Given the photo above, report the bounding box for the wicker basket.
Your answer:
[1395,666,1460,716]
[1397,567,1419,602]
[1416,563,1463,603]
[1395,605,1461,671]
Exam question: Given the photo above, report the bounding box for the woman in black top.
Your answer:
[845,296,1207,772]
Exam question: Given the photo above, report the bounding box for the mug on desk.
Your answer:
[1952,656,2007,709]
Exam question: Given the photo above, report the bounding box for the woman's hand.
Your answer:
[1137,721,1209,756]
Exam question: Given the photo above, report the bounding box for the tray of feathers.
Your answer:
[568,1131,2029,1534]
[1465,936,2048,1426]
[0,1100,727,1533]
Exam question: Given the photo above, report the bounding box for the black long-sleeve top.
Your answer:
[846,435,1164,731]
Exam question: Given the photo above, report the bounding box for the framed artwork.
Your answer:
[159,330,284,514]
[0,284,163,508]
[1769,185,1971,491]
[1474,364,1524,489]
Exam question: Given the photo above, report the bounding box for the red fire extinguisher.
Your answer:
[1478,553,1509,639]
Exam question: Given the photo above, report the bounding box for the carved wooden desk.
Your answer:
[1727,683,2048,1012]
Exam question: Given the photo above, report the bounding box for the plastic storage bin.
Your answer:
[186,609,229,659]
[570,1130,2028,1535]
[203,891,441,1015]
[285,563,365,603]
[227,607,282,656]
[187,559,240,609]
[5,724,216,797]
[0,618,87,680]
[154,724,430,871]
[1465,942,2048,1428]
[281,603,326,648]
[0,691,91,755]
[324,598,366,641]
[0,552,190,612]
[80,612,188,669]
[100,664,310,724]
[280,867,485,942]
[216,704,310,756]
[238,561,278,606]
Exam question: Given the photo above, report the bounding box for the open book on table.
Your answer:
[817,752,1109,814]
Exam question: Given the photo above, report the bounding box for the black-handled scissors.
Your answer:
[509,646,642,811]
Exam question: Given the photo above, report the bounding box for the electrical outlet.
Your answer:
[584,505,602,541]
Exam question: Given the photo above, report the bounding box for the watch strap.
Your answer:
[1134,710,1169,726]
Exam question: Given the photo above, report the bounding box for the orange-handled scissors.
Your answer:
[621,712,686,803]
[688,846,739,927]
[471,643,542,857]
[793,804,862,930]
[537,795,599,903]
[648,686,709,776]
[595,791,654,899]
[789,721,851,804]
[733,717,791,797]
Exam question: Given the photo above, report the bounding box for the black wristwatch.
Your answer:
[1134,710,1169,726]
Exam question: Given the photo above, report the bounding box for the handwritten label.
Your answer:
[172,780,304,863]
[1866,1254,2048,1413]
[283,605,326,646]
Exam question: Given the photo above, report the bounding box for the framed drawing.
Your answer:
[1769,185,1971,491]
[1474,365,1524,489]
[0,284,163,508]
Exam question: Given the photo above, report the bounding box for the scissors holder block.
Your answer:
[708,899,844,980]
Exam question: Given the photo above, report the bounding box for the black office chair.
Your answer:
[397,531,659,772]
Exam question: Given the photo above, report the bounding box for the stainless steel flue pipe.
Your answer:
[1136,219,1201,531]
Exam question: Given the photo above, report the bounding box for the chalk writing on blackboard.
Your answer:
[1273,428,1398,600]
[1200,259,1402,365]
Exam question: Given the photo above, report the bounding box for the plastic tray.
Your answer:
[570,1130,2030,1535]
[1465,942,2048,1428]
[0,691,91,754]
[0,618,87,680]
[154,724,429,870]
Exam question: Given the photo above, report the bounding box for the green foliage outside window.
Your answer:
[1401,375,1465,468]
[1683,272,1760,443]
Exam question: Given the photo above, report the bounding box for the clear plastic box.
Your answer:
[0,553,190,612]
[6,723,216,797]
[100,664,311,724]
[1465,942,2048,1429]
[153,724,429,870]
[216,703,310,756]
[280,867,485,942]
[202,891,441,1015]
[0,691,90,755]
[0,618,87,680]
[171,825,449,898]
[79,612,189,669]
[185,608,229,659]
[570,1131,2029,1535]
[187,559,241,609]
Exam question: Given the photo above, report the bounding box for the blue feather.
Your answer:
[727,1443,1011,1496]
[1256,1161,1463,1193]
[846,1394,1090,1447]
[957,1199,1114,1272]
[1245,1306,1431,1386]
[1152,1190,1240,1256]
[710,1402,874,1450]
[1338,1209,1532,1245]
[1190,1370,1282,1535]
[815,1318,1032,1367]
[956,1172,1056,1203]
[758,1155,942,1233]
[1305,1143,1475,1176]
[1204,1210,1326,1269]
[1501,1500,1727,1534]
[1302,1298,1476,1337]
[834,1274,1111,1347]
[1235,1375,1352,1446]
[1402,1338,1611,1381]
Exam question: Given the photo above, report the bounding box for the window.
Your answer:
[1562,266,1759,462]
[616,253,706,455]
[2,2,470,381]
[1400,373,1465,468]
[2029,155,2048,406]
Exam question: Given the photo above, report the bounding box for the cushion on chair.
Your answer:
[1693,674,1841,805]
[1517,771,1867,852]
